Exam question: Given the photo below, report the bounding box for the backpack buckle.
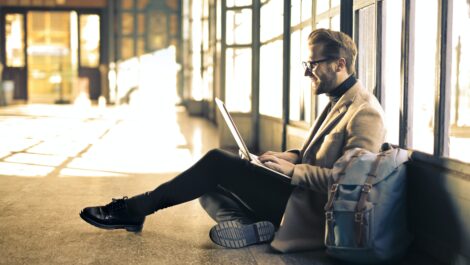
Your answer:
[326,211,334,221]
[331,183,339,193]
[354,212,364,223]
[362,183,372,193]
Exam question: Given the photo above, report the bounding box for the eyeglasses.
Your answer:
[302,57,339,76]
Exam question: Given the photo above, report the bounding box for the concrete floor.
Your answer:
[0,104,337,265]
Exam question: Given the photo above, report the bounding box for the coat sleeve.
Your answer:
[290,103,385,193]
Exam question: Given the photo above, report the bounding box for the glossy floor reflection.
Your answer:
[0,104,331,265]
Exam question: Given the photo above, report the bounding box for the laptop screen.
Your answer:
[215,98,252,161]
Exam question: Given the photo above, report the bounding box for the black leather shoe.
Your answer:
[80,196,145,232]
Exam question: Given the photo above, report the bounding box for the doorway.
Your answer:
[27,11,78,103]
[2,9,101,103]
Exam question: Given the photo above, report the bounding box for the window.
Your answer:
[356,4,376,94]
[290,0,312,123]
[121,37,134,59]
[79,14,100,67]
[449,0,470,162]
[260,40,283,117]
[121,13,134,35]
[315,0,341,118]
[382,0,402,145]
[225,1,253,112]
[259,0,284,118]
[226,9,252,45]
[260,0,283,43]
[5,14,25,67]
[410,0,438,154]
[191,0,203,100]
[225,48,252,112]
[227,0,252,7]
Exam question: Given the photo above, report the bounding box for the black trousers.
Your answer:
[127,149,293,227]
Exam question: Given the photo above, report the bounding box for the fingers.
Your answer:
[261,151,275,156]
[258,154,279,164]
[264,161,280,171]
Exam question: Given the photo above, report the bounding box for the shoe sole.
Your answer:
[79,211,143,232]
[209,221,275,248]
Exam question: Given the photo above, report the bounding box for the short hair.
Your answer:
[308,28,357,74]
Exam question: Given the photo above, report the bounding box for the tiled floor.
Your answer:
[0,104,336,265]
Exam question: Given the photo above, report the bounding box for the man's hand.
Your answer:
[260,151,299,164]
[258,154,295,177]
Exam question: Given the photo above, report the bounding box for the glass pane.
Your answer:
[122,0,133,9]
[301,0,313,22]
[5,13,25,67]
[27,11,77,103]
[217,0,222,40]
[260,0,283,42]
[449,0,470,162]
[79,14,100,67]
[290,26,312,122]
[291,0,301,26]
[166,0,179,10]
[121,37,134,59]
[138,14,145,35]
[383,0,402,145]
[331,15,340,31]
[316,0,329,15]
[121,13,134,35]
[225,48,251,112]
[191,0,203,100]
[411,0,438,154]
[226,9,252,45]
[356,5,376,94]
[149,11,167,50]
[301,26,312,122]
[331,0,340,8]
[316,18,329,29]
[137,38,145,55]
[137,0,148,9]
[202,19,209,50]
[260,40,283,118]
[170,15,178,35]
[226,0,252,7]
[290,30,302,121]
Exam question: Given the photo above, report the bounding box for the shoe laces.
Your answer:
[104,196,128,212]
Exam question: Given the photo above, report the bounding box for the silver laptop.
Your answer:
[215,98,291,182]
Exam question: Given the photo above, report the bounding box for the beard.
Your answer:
[311,68,337,95]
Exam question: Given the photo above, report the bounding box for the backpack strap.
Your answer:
[324,149,365,245]
[354,152,385,246]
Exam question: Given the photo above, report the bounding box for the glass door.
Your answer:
[2,12,27,101]
[26,11,78,103]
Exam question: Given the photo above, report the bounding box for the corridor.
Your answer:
[0,104,322,265]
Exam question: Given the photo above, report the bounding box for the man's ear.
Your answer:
[336,58,347,72]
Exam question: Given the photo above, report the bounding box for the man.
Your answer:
[80,28,385,252]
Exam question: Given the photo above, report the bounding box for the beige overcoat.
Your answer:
[270,81,386,252]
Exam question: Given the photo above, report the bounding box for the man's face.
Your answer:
[306,43,338,95]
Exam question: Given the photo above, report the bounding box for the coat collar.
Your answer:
[302,82,363,154]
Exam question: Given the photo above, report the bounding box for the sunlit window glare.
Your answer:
[449,0,470,163]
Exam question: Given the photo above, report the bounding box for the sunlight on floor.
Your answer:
[0,46,212,178]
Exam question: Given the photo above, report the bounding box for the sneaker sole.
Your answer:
[79,211,143,232]
[209,221,275,248]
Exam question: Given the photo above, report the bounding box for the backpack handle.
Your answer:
[354,153,385,246]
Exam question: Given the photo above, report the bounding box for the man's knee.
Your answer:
[204,148,225,160]
[199,193,212,210]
